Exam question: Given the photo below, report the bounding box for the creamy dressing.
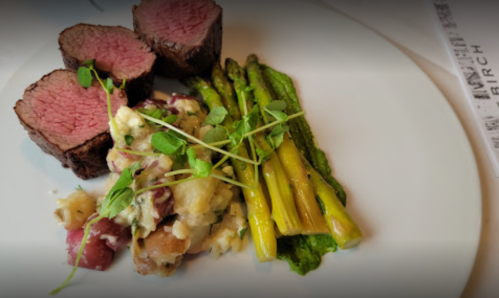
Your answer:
[102,97,247,276]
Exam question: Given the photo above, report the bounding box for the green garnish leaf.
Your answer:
[229,132,243,148]
[239,228,247,239]
[204,106,228,125]
[151,131,186,155]
[187,111,198,116]
[137,108,163,120]
[265,109,288,122]
[100,163,141,218]
[119,78,127,90]
[203,126,228,144]
[195,160,213,178]
[106,78,114,94]
[186,147,213,178]
[162,114,178,124]
[172,151,188,171]
[187,147,197,169]
[265,100,287,111]
[77,66,92,88]
[125,135,134,146]
[245,105,260,131]
[256,148,272,163]
[82,59,95,67]
[106,187,134,218]
[75,185,84,191]
[264,100,288,122]
[267,123,289,149]
[137,108,177,126]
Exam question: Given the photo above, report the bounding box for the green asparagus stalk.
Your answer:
[211,64,242,121]
[260,64,347,206]
[245,55,329,235]
[303,157,362,249]
[228,58,303,236]
[185,76,277,262]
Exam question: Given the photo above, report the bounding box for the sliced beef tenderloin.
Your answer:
[59,24,156,105]
[14,69,127,180]
[133,0,222,78]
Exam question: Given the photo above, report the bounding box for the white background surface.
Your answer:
[0,0,495,297]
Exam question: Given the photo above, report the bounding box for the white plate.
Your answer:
[0,1,481,297]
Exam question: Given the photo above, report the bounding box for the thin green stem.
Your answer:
[49,213,106,295]
[115,148,161,157]
[90,67,119,138]
[164,169,195,178]
[240,93,259,188]
[213,154,230,171]
[210,173,256,190]
[135,176,198,195]
[138,113,259,166]
[189,111,305,149]
[246,111,304,137]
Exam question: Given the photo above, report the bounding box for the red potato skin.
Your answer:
[66,229,114,271]
[85,214,132,251]
[151,187,174,224]
[66,214,132,271]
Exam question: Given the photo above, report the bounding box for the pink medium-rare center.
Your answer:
[59,25,156,80]
[19,70,124,151]
[133,0,221,46]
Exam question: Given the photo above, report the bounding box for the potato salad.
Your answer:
[55,95,247,277]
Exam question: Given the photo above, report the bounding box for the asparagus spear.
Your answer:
[260,64,347,206]
[185,76,276,262]
[303,157,362,250]
[211,64,241,121]
[226,58,303,236]
[245,55,328,235]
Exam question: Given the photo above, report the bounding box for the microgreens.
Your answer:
[119,78,127,90]
[137,108,178,126]
[151,130,187,156]
[203,126,228,144]
[50,162,140,295]
[187,148,213,178]
[204,106,228,125]
[77,67,92,88]
[264,100,288,122]
[266,123,289,149]
[76,59,124,140]
[256,148,272,163]
[100,162,141,217]
[139,112,259,165]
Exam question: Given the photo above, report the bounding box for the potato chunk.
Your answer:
[54,190,96,230]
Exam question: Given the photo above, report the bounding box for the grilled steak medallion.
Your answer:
[59,24,156,105]
[14,69,128,179]
[133,0,222,78]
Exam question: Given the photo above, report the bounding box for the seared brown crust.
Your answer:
[59,24,156,106]
[132,5,222,79]
[13,69,127,180]
[14,105,112,180]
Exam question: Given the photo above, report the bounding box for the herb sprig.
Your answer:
[77,59,126,139]
[50,162,141,295]
[52,58,306,295]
